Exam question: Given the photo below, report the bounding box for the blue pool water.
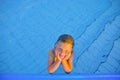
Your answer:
[0,0,120,76]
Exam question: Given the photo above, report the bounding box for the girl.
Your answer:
[48,34,74,73]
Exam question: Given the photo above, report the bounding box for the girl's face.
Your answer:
[55,41,72,58]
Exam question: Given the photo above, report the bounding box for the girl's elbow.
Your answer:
[48,68,55,74]
[48,70,54,74]
[65,68,72,73]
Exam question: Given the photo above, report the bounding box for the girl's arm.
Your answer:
[48,51,61,73]
[62,52,74,73]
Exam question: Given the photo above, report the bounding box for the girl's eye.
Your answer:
[57,48,62,53]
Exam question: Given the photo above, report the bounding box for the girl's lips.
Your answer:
[60,54,67,59]
[60,54,65,58]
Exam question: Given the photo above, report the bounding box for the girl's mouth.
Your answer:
[59,54,65,59]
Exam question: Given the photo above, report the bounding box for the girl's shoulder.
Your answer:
[70,51,74,61]
[49,49,55,58]
[71,51,74,56]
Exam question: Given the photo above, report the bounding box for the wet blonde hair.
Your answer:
[55,34,74,48]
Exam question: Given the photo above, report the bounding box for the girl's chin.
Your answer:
[61,56,65,59]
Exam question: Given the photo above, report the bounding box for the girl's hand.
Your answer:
[63,51,74,61]
[69,52,74,62]
[55,49,62,61]
[62,52,71,61]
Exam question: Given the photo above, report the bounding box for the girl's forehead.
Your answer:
[56,41,72,50]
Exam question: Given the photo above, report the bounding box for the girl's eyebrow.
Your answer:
[57,47,62,50]
[60,48,70,52]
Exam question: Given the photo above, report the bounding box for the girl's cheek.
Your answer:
[66,52,70,55]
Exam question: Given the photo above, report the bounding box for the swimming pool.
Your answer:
[0,0,120,74]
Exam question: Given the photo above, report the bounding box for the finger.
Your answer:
[56,52,59,58]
